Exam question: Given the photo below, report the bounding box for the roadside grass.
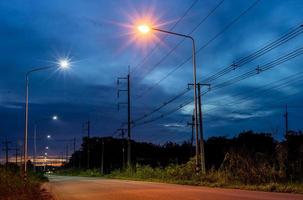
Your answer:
[0,165,49,200]
[55,168,103,177]
[55,159,303,194]
[106,165,303,194]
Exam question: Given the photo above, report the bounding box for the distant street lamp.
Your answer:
[47,135,51,139]
[137,24,205,173]
[23,59,70,180]
[33,115,58,172]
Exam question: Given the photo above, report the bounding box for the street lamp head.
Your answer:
[58,58,70,69]
[52,115,58,120]
[137,25,151,34]
[47,135,51,139]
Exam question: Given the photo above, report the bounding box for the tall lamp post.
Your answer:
[23,59,70,180]
[33,115,58,172]
[137,25,205,173]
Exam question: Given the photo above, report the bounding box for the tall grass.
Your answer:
[107,158,303,193]
[0,165,48,200]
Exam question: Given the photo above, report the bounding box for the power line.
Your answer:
[212,45,303,90]
[131,26,303,124]
[114,0,260,137]
[132,45,303,127]
[136,0,260,99]
[203,72,303,116]
[203,24,303,84]
[131,0,200,74]
[133,0,225,82]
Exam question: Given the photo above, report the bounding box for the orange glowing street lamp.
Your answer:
[137,25,151,34]
[137,24,205,174]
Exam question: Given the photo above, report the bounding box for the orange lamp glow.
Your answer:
[137,25,151,34]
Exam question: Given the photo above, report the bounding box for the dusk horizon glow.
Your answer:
[1,0,303,160]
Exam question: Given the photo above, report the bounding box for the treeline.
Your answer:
[66,130,303,182]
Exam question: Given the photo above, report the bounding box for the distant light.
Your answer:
[137,25,151,34]
[58,59,70,69]
[52,115,58,120]
[45,147,49,150]
[45,153,48,156]
[47,135,51,139]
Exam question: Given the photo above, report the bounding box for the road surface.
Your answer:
[47,175,303,200]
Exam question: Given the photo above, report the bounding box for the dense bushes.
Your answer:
[0,164,48,200]
[62,130,303,192]
[108,158,303,193]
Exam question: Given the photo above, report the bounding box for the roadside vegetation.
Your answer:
[0,164,49,200]
[56,130,303,194]
[108,159,303,194]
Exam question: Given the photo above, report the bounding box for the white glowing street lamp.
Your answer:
[58,59,70,69]
[23,59,71,180]
[137,24,205,173]
[33,115,58,172]
[47,135,51,139]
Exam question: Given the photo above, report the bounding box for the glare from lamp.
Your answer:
[137,25,151,34]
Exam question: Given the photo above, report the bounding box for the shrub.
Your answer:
[0,165,47,200]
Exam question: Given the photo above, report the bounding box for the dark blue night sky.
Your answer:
[1,0,303,159]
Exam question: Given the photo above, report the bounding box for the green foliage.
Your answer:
[55,168,103,177]
[59,130,303,193]
[0,165,48,200]
[107,157,303,193]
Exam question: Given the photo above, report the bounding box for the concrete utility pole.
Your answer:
[188,83,210,174]
[187,112,195,157]
[127,73,131,168]
[73,137,76,168]
[83,121,90,169]
[118,128,126,169]
[197,83,210,174]
[100,138,104,174]
[66,143,69,163]
[284,104,289,136]
[117,67,132,168]
[12,146,20,165]
[2,137,12,168]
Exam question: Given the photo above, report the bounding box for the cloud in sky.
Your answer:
[0,0,303,157]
